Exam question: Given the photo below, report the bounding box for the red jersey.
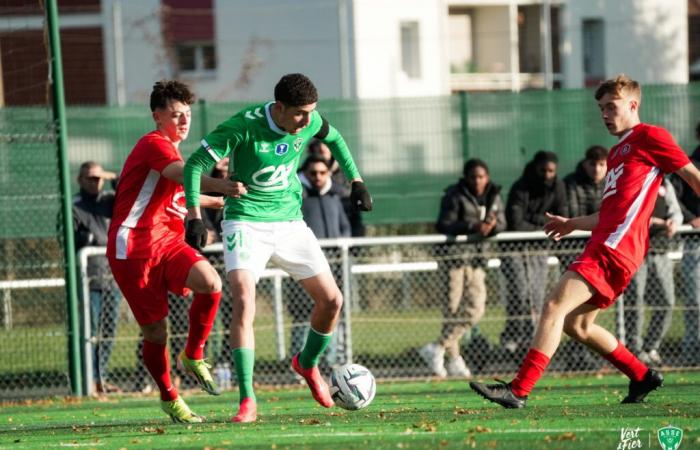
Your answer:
[107,131,187,259]
[590,123,689,267]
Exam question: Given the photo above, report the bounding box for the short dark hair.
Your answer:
[533,150,558,166]
[302,153,330,172]
[150,80,194,111]
[274,73,318,106]
[585,145,608,161]
[463,158,489,177]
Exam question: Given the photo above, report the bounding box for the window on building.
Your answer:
[448,9,474,73]
[583,19,605,87]
[400,21,421,79]
[162,0,216,75]
[174,43,216,73]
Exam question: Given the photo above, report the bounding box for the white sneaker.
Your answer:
[419,343,447,378]
[446,356,472,378]
[643,349,662,365]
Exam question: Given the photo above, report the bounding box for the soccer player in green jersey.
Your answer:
[183,73,372,423]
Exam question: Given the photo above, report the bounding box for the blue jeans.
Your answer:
[90,288,122,384]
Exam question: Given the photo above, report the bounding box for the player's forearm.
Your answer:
[569,212,599,231]
[324,126,361,180]
[184,149,214,207]
[199,194,224,210]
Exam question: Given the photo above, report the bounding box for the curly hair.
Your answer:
[274,73,318,106]
[150,80,195,111]
[594,74,641,102]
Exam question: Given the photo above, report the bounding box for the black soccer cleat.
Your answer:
[469,379,527,409]
[621,369,664,404]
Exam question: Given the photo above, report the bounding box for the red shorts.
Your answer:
[568,242,636,309]
[108,240,206,325]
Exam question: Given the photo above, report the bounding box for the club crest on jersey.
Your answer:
[275,143,289,155]
[621,144,631,156]
[293,137,304,152]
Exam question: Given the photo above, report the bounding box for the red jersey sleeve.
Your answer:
[146,134,182,173]
[643,125,690,174]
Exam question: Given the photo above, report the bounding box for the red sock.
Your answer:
[185,292,221,360]
[511,348,551,397]
[142,340,178,401]
[602,341,648,381]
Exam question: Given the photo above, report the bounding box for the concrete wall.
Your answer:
[561,0,688,88]
[351,0,449,97]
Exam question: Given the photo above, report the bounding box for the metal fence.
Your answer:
[4,229,698,399]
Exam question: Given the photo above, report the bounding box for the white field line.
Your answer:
[268,427,624,439]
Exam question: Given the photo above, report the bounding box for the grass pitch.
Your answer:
[1,371,699,449]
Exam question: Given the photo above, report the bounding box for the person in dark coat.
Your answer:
[564,145,608,217]
[671,122,700,365]
[420,159,506,378]
[560,145,608,370]
[500,150,568,360]
[307,139,364,236]
[73,161,122,394]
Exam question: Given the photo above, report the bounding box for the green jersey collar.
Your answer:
[264,101,288,136]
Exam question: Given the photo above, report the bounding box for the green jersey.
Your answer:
[184,102,361,222]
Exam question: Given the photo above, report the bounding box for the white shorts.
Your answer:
[221,220,330,282]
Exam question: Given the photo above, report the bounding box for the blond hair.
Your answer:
[594,74,641,102]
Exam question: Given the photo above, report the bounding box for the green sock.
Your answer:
[299,328,332,369]
[232,347,256,402]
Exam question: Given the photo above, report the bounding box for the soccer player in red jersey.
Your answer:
[107,80,243,423]
[470,74,700,408]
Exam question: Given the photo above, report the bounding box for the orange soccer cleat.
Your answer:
[291,353,334,408]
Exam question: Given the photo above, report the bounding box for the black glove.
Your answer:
[185,218,207,250]
[350,181,373,212]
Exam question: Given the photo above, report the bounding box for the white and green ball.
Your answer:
[329,363,376,410]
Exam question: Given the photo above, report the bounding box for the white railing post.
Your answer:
[341,241,353,364]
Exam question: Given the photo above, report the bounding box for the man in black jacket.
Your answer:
[73,161,121,394]
[671,123,700,365]
[420,159,506,378]
[564,145,608,217]
[560,145,608,370]
[501,151,568,360]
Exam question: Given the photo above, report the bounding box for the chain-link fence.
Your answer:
[5,229,693,399]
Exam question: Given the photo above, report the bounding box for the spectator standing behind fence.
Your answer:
[308,139,365,236]
[618,177,681,366]
[286,154,351,366]
[559,146,608,370]
[671,122,700,366]
[500,151,568,360]
[73,161,122,395]
[564,146,608,217]
[420,159,505,378]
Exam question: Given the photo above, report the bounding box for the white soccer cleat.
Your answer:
[419,343,447,378]
[446,356,472,378]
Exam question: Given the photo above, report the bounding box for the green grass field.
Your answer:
[1,371,699,449]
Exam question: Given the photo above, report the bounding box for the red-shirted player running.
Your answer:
[107,80,243,423]
[470,74,700,408]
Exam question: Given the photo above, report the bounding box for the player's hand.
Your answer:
[219,179,248,198]
[185,218,208,250]
[543,212,574,241]
[350,181,373,211]
[665,218,677,238]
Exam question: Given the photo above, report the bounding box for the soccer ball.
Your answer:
[329,363,376,410]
